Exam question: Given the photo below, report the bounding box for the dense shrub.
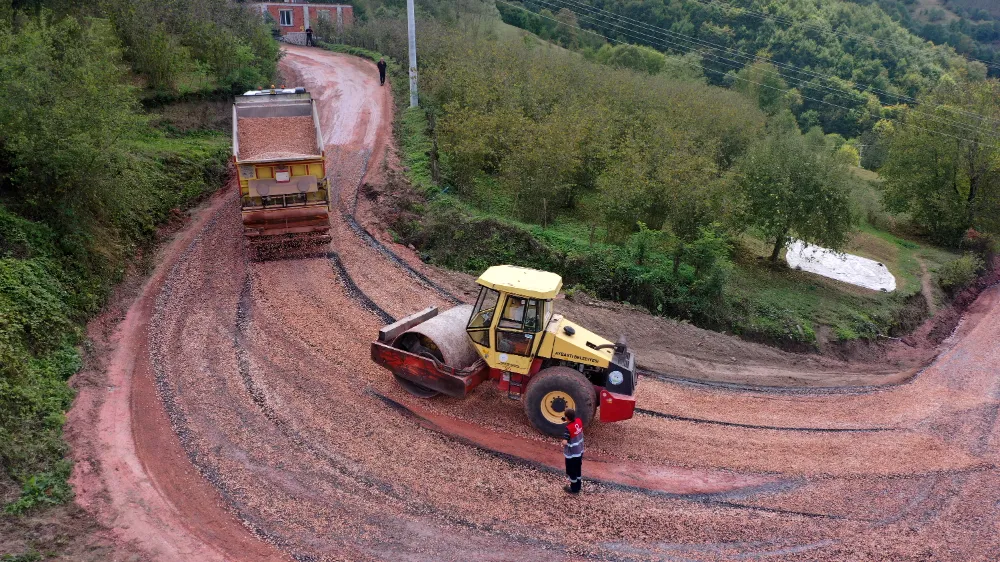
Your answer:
[0,129,227,505]
[409,203,731,323]
[962,228,998,264]
[0,12,232,509]
[938,253,985,295]
[104,0,279,93]
[0,246,79,486]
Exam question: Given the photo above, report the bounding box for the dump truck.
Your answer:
[232,87,331,247]
[372,265,637,436]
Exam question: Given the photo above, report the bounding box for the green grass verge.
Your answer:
[726,255,900,344]
[400,107,435,195]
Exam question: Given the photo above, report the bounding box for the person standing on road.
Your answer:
[305,27,314,46]
[562,408,584,494]
[377,57,387,86]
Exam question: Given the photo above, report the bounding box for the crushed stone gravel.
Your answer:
[237,116,318,160]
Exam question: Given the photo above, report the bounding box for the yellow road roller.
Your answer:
[371,265,637,436]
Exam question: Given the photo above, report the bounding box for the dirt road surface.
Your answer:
[67,45,1000,560]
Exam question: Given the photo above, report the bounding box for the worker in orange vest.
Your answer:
[562,408,584,494]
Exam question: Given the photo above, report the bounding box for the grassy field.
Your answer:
[729,226,957,344]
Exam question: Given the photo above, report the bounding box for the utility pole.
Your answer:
[407,0,418,108]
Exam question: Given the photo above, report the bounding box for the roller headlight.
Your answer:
[608,370,624,386]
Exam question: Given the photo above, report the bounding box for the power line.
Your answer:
[495,0,1000,150]
[524,0,1000,140]
[553,0,1000,126]
[529,0,1000,132]
[689,0,1000,72]
[548,0,928,108]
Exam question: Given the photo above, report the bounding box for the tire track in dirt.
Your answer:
[335,144,462,305]
[68,189,290,562]
[152,199,575,560]
[632,408,895,433]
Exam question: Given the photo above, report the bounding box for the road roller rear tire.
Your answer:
[523,367,596,437]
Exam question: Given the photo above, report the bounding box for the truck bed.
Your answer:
[237,116,319,161]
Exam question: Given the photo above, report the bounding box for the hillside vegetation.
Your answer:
[332,1,996,347]
[868,0,1000,76]
[0,2,276,516]
[498,0,977,139]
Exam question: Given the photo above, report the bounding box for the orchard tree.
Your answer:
[881,75,1000,244]
[597,124,717,241]
[736,130,856,263]
[500,106,587,225]
[732,62,799,116]
[594,43,667,75]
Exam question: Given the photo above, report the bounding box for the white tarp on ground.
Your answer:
[785,239,896,292]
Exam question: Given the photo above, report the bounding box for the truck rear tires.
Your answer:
[523,367,596,437]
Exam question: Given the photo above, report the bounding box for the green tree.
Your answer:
[500,105,587,225]
[733,62,797,116]
[881,75,1000,243]
[594,43,666,75]
[735,130,856,262]
[0,16,147,231]
[660,52,704,82]
[597,126,717,241]
[507,0,971,136]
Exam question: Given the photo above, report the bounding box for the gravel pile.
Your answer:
[238,116,318,161]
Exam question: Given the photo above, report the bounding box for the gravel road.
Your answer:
[66,45,1000,561]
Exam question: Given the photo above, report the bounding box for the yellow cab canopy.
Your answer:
[475,265,562,300]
